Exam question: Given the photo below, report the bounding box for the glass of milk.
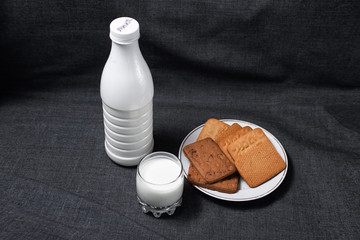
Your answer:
[136,152,184,217]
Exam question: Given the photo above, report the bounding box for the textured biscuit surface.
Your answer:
[197,119,229,141]
[187,164,239,193]
[183,138,236,183]
[214,123,243,144]
[228,128,286,188]
[217,126,253,162]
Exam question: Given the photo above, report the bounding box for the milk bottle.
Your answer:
[100,17,154,166]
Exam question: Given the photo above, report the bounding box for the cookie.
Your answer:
[187,164,239,193]
[214,123,243,143]
[183,138,236,183]
[228,128,286,188]
[197,119,229,141]
[217,126,253,162]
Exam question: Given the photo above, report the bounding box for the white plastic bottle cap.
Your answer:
[109,17,140,44]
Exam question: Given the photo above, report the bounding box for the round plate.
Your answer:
[178,119,288,201]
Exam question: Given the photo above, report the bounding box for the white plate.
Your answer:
[178,119,288,201]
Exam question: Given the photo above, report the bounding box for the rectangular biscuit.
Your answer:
[197,118,229,141]
[217,126,253,162]
[183,138,236,183]
[187,164,239,193]
[214,123,243,144]
[228,128,286,188]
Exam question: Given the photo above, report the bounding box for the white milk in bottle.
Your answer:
[100,17,154,166]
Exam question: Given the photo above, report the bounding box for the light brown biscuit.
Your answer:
[228,128,286,188]
[187,164,239,193]
[197,119,229,141]
[214,123,243,144]
[183,138,236,183]
[217,126,253,162]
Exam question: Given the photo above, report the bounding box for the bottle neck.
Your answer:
[110,40,141,56]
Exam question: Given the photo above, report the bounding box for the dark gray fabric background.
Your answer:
[1,0,359,239]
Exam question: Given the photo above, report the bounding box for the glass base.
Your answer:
[137,196,182,218]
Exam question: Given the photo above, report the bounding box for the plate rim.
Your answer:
[178,119,288,202]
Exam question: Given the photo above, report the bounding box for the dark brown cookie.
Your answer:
[187,164,239,193]
[183,138,236,183]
